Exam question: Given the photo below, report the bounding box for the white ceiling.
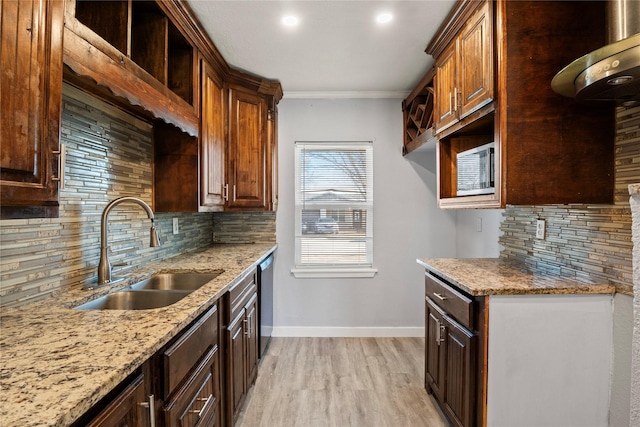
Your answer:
[187,0,456,98]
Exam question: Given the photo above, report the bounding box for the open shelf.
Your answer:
[131,1,166,83]
[167,21,194,105]
[75,0,128,53]
[72,0,195,107]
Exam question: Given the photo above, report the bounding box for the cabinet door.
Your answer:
[86,373,149,427]
[227,87,267,210]
[163,347,221,427]
[443,315,477,427]
[425,298,446,400]
[0,0,64,218]
[433,40,458,133]
[245,293,259,387]
[266,104,278,211]
[227,308,247,424]
[458,1,493,118]
[200,60,226,209]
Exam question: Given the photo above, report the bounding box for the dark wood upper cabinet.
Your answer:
[200,59,227,210]
[227,86,268,210]
[425,0,614,209]
[433,1,493,134]
[1,0,64,219]
[63,0,198,136]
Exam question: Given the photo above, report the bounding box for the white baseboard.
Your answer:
[271,326,425,338]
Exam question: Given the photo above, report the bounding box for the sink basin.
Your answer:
[75,290,189,310]
[75,271,223,310]
[130,271,222,291]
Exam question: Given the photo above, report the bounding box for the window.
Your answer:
[293,141,376,278]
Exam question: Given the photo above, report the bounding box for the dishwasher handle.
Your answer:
[259,254,273,272]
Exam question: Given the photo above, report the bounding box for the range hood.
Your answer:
[551,0,640,105]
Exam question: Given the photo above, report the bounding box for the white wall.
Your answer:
[611,293,633,427]
[455,209,503,258]
[487,294,613,427]
[273,98,459,336]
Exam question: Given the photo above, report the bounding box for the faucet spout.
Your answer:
[96,197,160,287]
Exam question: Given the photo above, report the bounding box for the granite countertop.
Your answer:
[417,258,615,296]
[0,243,276,427]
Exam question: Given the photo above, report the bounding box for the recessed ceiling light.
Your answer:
[376,13,393,24]
[281,15,299,27]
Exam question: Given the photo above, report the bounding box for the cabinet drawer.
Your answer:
[425,273,474,329]
[228,269,257,319]
[163,304,218,396]
[163,346,220,427]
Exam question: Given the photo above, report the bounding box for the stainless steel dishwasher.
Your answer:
[257,254,273,358]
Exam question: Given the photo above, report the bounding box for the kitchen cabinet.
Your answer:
[63,0,198,135]
[200,59,227,210]
[154,57,227,213]
[402,68,436,155]
[425,0,614,209]
[74,304,222,427]
[154,74,280,213]
[160,304,222,427]
[225,269,259,425]
[1,0,64,219]
[227,86,269,210]
[74,371,153,427]
[425,273,482,427]
[59,0,282,214]
[422,265,613,427]
[433,1,493,134]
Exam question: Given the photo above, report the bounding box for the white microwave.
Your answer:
[456,142,495,196]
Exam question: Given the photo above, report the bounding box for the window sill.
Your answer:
[291,267,378,279]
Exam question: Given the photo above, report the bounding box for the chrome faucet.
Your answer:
[96,197,160,286]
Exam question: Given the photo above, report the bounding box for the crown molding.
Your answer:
[283,90,410,99]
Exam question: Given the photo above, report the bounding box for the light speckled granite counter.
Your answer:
[0,243,276,427]
[417,258,615,296]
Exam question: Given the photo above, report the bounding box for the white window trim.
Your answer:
[292,141,375,279]
[291,267,378,279]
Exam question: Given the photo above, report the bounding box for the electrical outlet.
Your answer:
[476,218,482,232]
[172,217,179,235]
[536,219,546,239]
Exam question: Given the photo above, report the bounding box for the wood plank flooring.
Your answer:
[236,337,448,427]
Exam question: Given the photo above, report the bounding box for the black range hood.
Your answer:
[551,0,640,105]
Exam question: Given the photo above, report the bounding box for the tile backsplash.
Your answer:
[0,85,215,308]
[500,106,640,294]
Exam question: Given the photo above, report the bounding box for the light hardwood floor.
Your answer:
[235,337,448,427]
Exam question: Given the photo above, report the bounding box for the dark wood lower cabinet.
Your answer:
[225,274,259,426]
[163,346,221,427]
[75,269,263,427]
[228,309,248,421]
[442,315,476,427]
[78,372,152,427]
[425,272,483,427]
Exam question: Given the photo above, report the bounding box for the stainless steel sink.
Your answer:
[75,290,190,310]
[75,271,223,310]
[130,271,222,291]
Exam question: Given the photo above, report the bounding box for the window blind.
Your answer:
[294,141,373,268]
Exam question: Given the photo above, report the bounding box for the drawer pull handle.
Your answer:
[139,394,156,427]
[435,318,446,346]
[189,394,214,418]
[433,292,447,301]
[52,144,66,189]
